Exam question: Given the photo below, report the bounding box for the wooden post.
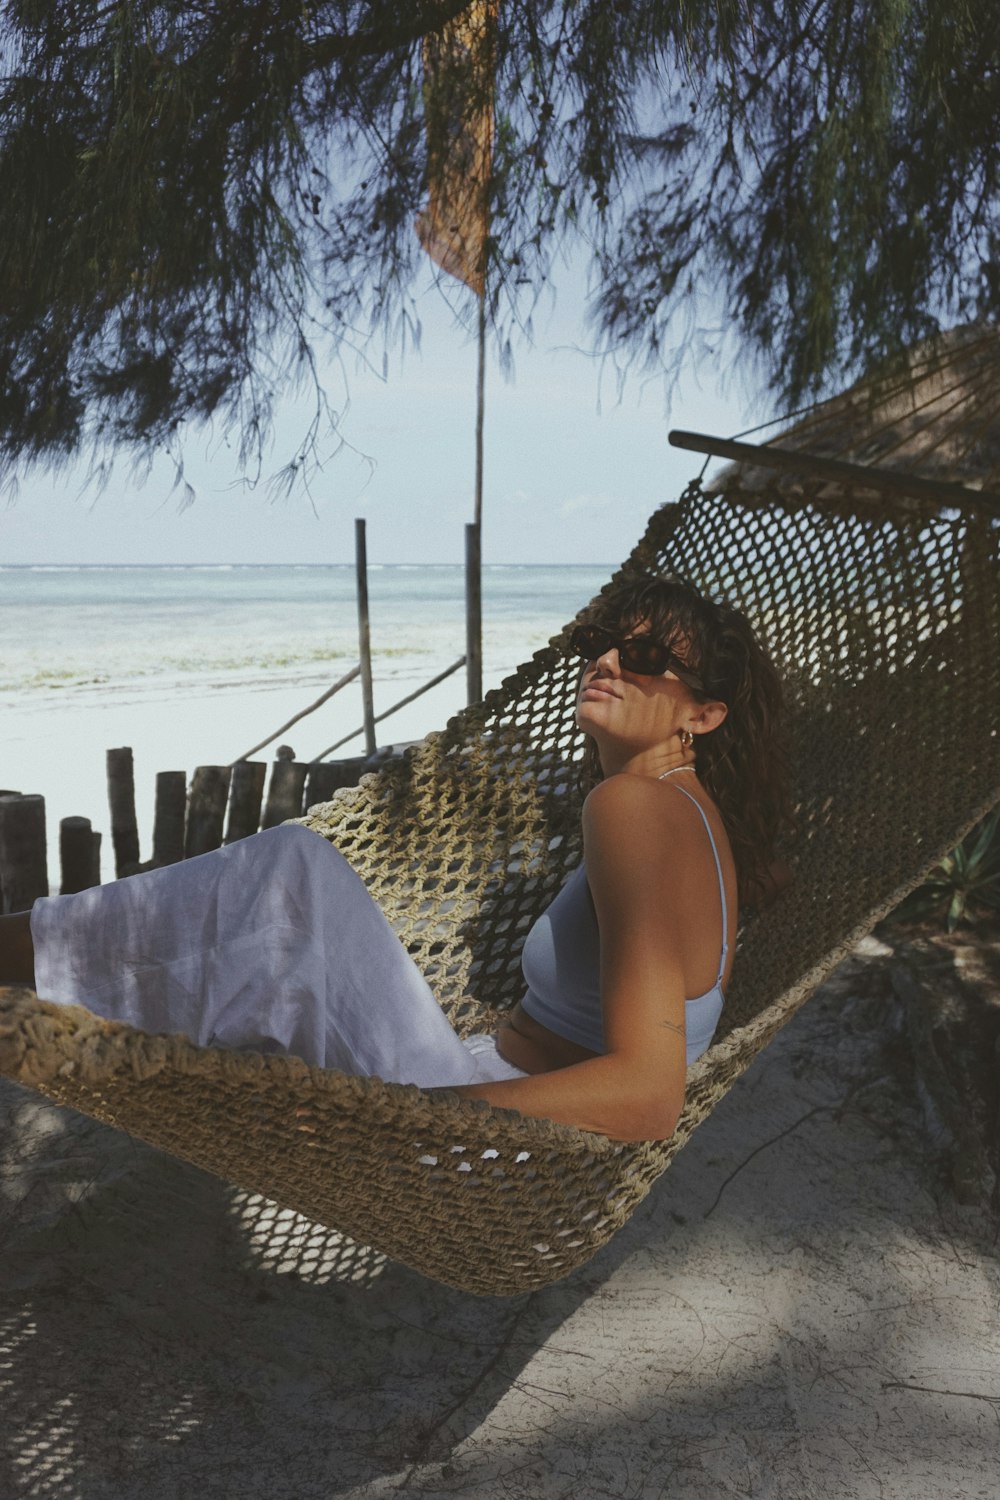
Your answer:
[304,757,368,809]
[0,794,48,913]
[184,766,231,859]
[225,760,267,843]
[60,816,102,894]
[308,655,465,762]
[230,664,361,766]
[0,791,22,916]
[465,522,483,704]
[466,290,486,704]
[107,747,141,877]
[355,517,377,757]
[261,748,309,829]
[153,771,187,867]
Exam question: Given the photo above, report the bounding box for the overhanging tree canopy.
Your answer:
[0,0,998,481]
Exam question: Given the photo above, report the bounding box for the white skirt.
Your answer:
[30,823,527,1089]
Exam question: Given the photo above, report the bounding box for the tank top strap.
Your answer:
[669,783,729,984]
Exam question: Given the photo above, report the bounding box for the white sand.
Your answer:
[2,663,473,888]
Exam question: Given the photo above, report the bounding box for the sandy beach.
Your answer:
[2,930,998,1498]
[4,662,468,882]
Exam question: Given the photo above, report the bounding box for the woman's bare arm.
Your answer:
[444,775,703,1141]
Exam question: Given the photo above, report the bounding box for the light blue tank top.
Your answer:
[519,776,729,1066]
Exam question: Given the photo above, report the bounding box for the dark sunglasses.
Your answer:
[570,623,707,693]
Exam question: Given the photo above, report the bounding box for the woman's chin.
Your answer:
[575,701,609,735]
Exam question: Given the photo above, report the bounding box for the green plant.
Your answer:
[892,810,1000,931]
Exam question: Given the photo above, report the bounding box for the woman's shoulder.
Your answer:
[584,771,702,813]
[583,772,707,845]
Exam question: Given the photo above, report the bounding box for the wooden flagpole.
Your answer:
[466,291,486,704]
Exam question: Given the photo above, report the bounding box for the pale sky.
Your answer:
[0,270,773,567]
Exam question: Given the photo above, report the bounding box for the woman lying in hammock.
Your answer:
[0,574,788,1143]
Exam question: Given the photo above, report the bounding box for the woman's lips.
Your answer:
[580,682,621,701]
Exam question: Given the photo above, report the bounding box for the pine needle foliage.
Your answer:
[0,1,998,479]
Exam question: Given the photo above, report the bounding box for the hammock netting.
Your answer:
[1,472,998,1295]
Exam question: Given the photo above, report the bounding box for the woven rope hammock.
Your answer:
[1,466,998,1296]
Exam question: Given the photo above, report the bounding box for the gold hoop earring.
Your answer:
[679,728,694,749]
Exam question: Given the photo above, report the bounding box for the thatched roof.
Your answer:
[703,323,1000,511]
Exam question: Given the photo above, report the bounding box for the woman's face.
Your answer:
[574,618,702,758]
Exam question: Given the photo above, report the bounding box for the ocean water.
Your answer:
[2,563,612,883]
[2,563,611,698]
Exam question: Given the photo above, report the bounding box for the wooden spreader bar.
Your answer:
[668,429,1000,515]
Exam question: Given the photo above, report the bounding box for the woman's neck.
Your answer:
[597,747,696,781]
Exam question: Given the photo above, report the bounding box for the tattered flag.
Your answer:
[415,2,497,297]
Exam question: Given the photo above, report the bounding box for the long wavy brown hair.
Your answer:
[577,572,793,903]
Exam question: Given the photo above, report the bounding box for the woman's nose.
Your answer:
[593,645,621,674]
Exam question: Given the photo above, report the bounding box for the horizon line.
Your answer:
[1,559,617,569]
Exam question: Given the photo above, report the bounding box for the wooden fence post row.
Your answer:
[0,750,378,911]
[104,747,376,877]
